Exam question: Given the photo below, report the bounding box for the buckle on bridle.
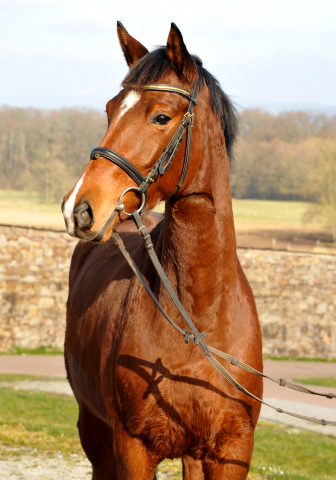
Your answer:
[186,112,195,127]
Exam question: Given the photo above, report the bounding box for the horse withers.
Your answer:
[62,22,263,480]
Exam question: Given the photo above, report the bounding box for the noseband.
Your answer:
[90,79,199,214]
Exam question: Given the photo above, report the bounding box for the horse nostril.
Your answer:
[81,209,90,224]
[73,201,93,230]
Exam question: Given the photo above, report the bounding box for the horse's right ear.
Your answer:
[166,23,198,81]
[117,21,149,67]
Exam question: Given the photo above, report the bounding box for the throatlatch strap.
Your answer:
[111,213,336,428]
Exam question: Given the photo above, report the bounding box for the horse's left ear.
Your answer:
[117,21,149,67]
[166,23,198,81]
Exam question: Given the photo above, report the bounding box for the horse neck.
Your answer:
[161,111,237,332]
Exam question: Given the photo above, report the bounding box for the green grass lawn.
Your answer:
[0,387,80,457]
[1,379,336,479]
[252,422,336,480]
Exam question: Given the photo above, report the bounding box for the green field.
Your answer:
[1,377,336,479]
[155,199,321,230]
[231,199,316,226]
[0,190,61,212]
[0,190,320,227]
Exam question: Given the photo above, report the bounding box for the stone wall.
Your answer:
[0,225,335,358]
[0,226,77,351]
[239,250,336,359]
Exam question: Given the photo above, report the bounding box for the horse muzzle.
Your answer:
[62,196,120,243]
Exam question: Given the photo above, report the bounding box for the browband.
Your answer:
[121,83,198,105]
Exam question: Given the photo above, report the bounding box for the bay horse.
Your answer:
[62,22,263,480]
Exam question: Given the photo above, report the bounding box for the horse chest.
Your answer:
[112,351,241,452]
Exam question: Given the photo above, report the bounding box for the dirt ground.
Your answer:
[1,208,335,255]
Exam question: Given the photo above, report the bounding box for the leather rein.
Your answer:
[89,79,336,427]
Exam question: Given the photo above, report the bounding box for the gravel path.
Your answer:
[260,397,336,437]
[1,451,91,480]
[0,448,177,480]
[0,380,72,396]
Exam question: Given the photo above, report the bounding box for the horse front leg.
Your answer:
[182,455,204,480]
[77,403,117,480]
[201,459,250,480]
[182,451,251,480]
[112,420,158,480]
[78,404,157,480]
[201,431,254,480]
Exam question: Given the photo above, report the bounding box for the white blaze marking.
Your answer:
[64,174,85,233]
[115,90,141,123]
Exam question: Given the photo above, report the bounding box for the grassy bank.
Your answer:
[0,346,63,355]
[0,378,335,479]
[293,377,336,388]
[263,355,336,362]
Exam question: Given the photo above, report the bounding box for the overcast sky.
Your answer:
[1,0,335,112]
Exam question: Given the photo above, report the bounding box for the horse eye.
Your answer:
[154,114,171,125]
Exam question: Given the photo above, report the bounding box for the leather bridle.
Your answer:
[90,79,199,215]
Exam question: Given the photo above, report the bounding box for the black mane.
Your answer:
[123,47,239,161]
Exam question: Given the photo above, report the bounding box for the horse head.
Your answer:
[62,22,202,243]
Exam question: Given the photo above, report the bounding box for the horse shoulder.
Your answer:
[69,240,96,288]
[68,211,163,288]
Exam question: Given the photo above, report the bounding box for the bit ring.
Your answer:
[118,187,146,216]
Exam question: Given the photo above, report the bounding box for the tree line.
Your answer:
[1,106,335,238]
[231,109,336,239]
[231,109,336,201]
[0,107,107,204]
